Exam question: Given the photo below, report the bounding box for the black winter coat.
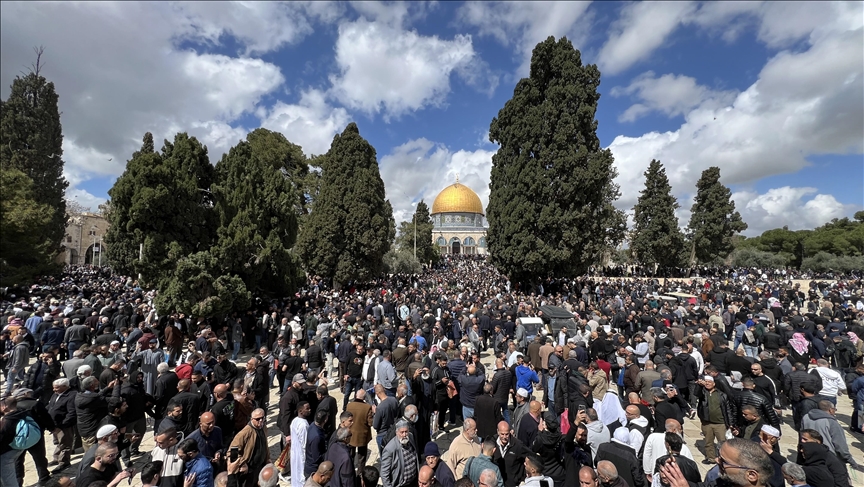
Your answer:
[732,389,780,428]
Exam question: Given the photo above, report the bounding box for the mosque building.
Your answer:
[430,178,488,255]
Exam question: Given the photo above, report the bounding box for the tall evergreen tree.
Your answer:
[0,48,68,280]
[631,159,685,268]
[297,123,395,288]
[105,132,215,286]
[486,36,625,283]
[0,168,54,286]
[687,166,747,265]
[211,128,306,296]
[395,200,438,265]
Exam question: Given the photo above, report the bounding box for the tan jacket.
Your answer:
[230,424,270,467]
[445,432,481,478]
[346,399,374,447]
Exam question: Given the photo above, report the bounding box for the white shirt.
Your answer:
[290,417,309,487]
[690,349,705,374]
[813,367,846,397]
[642,432,693,475]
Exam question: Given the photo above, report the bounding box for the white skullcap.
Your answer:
[516,388,529,398]
[703,375,715,382]
[96,424,118,439]
[77,365,92,376]
[761,425,780,438]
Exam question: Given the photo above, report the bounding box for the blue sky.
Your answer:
[1,1,861,236]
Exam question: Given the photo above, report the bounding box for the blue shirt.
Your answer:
[25,316,42,334]
[409,335,427,351]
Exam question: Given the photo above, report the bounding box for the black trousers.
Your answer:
[16,429,50,482]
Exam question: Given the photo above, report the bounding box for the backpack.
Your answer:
[10,415,40,450]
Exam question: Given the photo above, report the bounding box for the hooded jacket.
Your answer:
[801,409,859,467]
[796,443,850,487]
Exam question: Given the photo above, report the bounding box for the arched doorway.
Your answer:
[84,243,105,265]
[449,237,461,255]
[69,248,79,265]
[436,237,447,255]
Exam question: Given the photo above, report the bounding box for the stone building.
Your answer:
[58,212,109,265]
[430,178,488,255]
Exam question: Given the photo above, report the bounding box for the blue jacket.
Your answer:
[850,374,864,403]
[42,327,65,348]
[515,365,539,394]
[184,454,213,487]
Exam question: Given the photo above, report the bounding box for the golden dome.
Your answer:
[431,180,484,215]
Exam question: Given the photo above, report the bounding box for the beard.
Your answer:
[399,437,410,445]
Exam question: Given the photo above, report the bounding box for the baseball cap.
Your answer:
[292,373,306,384]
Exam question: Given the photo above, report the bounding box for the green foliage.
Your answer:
[395,200,438,265]
[383,249,422,274]
[729,247,788,269]
[631,159,685,268]
[686,167,747,265]
[0,167,57,286]
[105,132,216,287]
[0,54,68,280]
[297,123,395,288]
[737,217,864,269]
[486,36,626,283]
[211,128,306,296]
[154,251,250,318]
[801,251,864,273]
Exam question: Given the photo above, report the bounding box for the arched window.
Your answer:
[463,236,476,255]
[478,237,487,248]
[436,237,447,247]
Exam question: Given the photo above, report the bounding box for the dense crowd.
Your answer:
[1,258,863,487]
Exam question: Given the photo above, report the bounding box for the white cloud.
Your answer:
[0,2,325,196]
[348,1,434,29]
[171,2,344,55]
[66,188,107,214]
[732,187,858,235]
[259,89,351,156]
[612,71,737,122]
[607,8,863,222]
[378,138,495,224]
[597,1,697,75]
[458,1,593,77]
[329,18,494,119]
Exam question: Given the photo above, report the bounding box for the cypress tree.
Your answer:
[396,200,438,265]
[0,49,68,280]
[211,128,306,296]
[0,168,54,286]
[631,159,685,269]
[487,36,625,283]
[105,132,215,286]
[687,166,747,265]
[297,123,395,288]
[154,250,250,318]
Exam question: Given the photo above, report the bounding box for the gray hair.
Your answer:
[479,469,498,486]
[781,463,806,483]
[77,365,92,377]
[53,378,69,388]
[597,460,619,481]
[727,438,774,481]
[72,350,84,358]
[157,363,170,374]
[336,427,351,443]
[394,419,410,432]
[81,376,99,390]
[404,405,418,422]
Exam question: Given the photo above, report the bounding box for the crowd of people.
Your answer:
[1,258,863,487]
